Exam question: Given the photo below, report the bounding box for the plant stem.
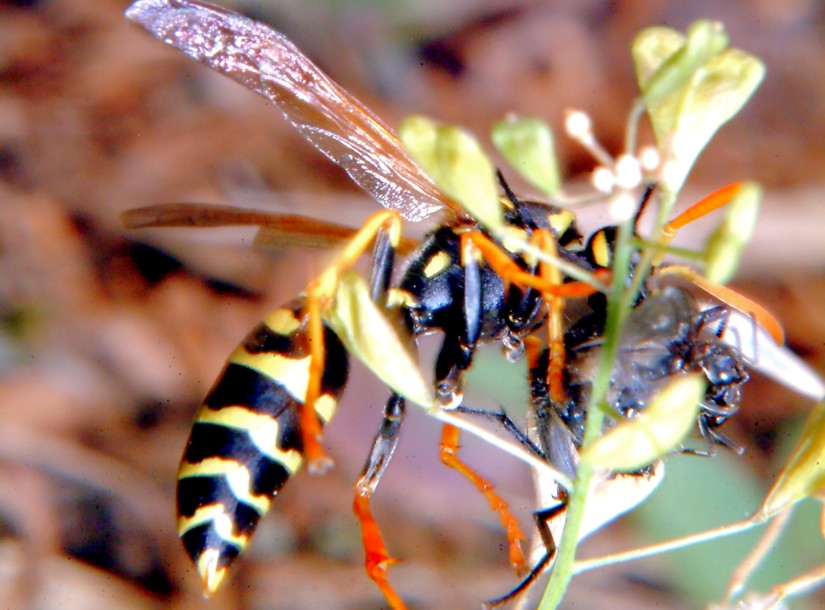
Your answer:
[537,199,637,609]
[573,515,765,574]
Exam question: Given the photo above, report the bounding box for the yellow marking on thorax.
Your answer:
[178,458,273,514]
[229,348,311,403]
[548,209,575,235]
[194,406,305,473]
[423,250,452,278]
[262,307,303,335]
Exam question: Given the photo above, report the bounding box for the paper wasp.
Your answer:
[123,0,603,606]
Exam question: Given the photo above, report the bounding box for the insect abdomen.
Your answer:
[175,299,348,593]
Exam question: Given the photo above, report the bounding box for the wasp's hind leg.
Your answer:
[452,404,544,458]
[352,393,408,610]
[349,224,413,610]
[302,211,403,472]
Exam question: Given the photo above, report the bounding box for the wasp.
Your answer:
[123,0,602,605]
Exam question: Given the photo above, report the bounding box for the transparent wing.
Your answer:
[126,0,458,222]
[721,309,825,401]
[122,202,418,253]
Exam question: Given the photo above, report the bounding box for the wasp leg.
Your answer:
[303,210,403,472]
[460,231,605,301]
[353,394,407,610]
[662,182,743,239]
[658,266,785,345]
[348,226,415,609]
[530,229,570,406]
[431,234,483,407]
[456,228,603,407]
[653,182,744,266]
[483,503,565,609]
[440,423,528,574]
[434,231,601,407]
[653,182,785,341]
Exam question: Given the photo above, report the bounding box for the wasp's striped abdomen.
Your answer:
[176,299,349,593]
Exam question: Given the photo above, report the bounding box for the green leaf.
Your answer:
[632,22,765,196]
[759,400,825,519]
[703,182,761,283]
[400,115,504,232]
[582,374,705,471]
[635,21,729,107]
[491,116,561,196]
[325,271,435,409]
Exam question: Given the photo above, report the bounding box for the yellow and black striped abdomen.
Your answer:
[176,298,349,594]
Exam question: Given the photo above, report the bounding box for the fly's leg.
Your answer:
[483,503,565,609]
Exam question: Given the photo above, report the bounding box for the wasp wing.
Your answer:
[122,202,418,253]
[126,0,456,222]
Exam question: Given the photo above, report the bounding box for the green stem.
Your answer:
[573,514,766,574]
[625,188,677,304]
[537,200,637,609]
[629,238,704,263]
[624,99,647,157]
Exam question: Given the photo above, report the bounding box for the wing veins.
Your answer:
[126,0,459,221]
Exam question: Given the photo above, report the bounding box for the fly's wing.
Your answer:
[566,288,693,420]
[596,290,689,407]
[529,414,664,562]
[721,309,825,401]
[125,0,458,222]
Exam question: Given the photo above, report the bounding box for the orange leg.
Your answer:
[530,229,569,404]
[657,265,785,344]
[352,393,407,609]
[652,182,743,268]
[460,231,605,301]
[650,181,785,344]
[353,493,406,610]
[663,182,743,237]
[450,228,593,572]
[440,423,528,574]
[301,210,403,472]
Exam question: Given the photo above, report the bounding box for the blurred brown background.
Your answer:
[1,0,824,609]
